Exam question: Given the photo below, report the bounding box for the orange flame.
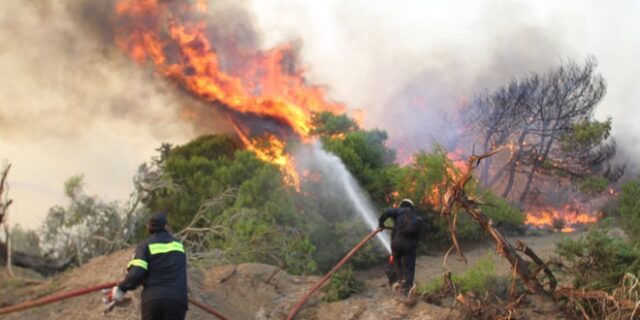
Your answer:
[446,149,467,174]
[115,0,345,187]
[524,203,600,233]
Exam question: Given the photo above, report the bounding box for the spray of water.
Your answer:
[297,141,392,253]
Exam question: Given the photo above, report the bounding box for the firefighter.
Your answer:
[378,199,423,299]
[108,213,188,320]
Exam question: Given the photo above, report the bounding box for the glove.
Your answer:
[110,286,125,303]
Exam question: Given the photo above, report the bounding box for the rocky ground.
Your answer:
[0,230,591,320]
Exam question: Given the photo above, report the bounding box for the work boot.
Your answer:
[392,280,405,294]
[403,282,417,306]
[385,265,398,287]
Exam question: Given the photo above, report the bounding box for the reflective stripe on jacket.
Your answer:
[118,231,188,307]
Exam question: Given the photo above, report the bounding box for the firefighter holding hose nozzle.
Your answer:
[106,213,189,320]
[378,199,423,302]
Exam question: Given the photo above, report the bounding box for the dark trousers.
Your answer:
[391,238,417,293]
[142,299,187,320]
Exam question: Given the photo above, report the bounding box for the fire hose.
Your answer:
[286,227,385,320]
[0,281,231,320]
[0,229,384,319]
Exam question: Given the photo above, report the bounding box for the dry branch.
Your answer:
[548,271,640,319]
[515,240,557,291]
[175,189,235,261]
[439,147,545,294]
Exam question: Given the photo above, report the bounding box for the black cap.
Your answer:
[148,213,167,233]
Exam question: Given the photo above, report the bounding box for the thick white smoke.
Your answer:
[0,0,228,227]
[247,0,640,165]
[2,0,639,227]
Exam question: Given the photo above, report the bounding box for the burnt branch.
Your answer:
[515,240,557,291]
[440,147,546,294]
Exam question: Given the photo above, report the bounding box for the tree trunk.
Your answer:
[0,242,74,276]
[518,120,561,205]
[501,129,530,198]
[480,133,494,185]
[501,163,517,198]
[4,224,14,277]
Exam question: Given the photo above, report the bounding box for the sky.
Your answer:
[1,0,639,229]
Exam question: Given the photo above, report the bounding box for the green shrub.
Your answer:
[480,192,525,231]
[209,207,317,275]
[417,277,446,296]
[556,228,640,290]
[617,181,640,243]
[452,252,497,293]
[579,175,610,194]
[418,252,499,296]
[322,265,364,302]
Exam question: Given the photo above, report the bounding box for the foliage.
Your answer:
[418,252,500,296]
[144,135,244,230]
[417,277,444,296]
[141,135,318,274]
[467,58,621,204]
[396,148,448,209]
[479,191,525,231]
[556,228,640,290]
[41,175,143,264]
[616,181,640,243]
[561,118,612,152]
[320,126,399,206]
[9,224,41,256]
[396,148,524,248]
[579,175,610,194]
[451,252,498,293]
[322,265,363,302]
[210,208,316,275]
[36,121,526,276]
[311,112,359,137]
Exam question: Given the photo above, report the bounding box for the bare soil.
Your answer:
[0,230,589,319]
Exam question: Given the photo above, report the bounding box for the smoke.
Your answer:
[0,0,214,141]
[247,0,639,166]
[0,0,223,227]
[3,0,639,227]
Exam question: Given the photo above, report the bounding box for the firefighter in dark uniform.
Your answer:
[378,199,423,298]
[109,213,188,320]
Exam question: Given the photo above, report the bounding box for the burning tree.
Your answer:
[467,58,621,206]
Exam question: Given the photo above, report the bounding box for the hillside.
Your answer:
[0,231,588,320]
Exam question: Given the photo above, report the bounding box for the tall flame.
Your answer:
[115,0,345,186]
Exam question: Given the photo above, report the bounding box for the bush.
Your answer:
[322,265,363,302]
[209,207,317,275]
[556,228,640,290]
[480,192,525,231]
[398,148,525,248]
[418,252,501,296]
[579,175,610,194]
[452,252,498,293]
[617,181,640,243]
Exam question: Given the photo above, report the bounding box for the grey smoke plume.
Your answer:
[2,0,639,227]
[247,0,639,167]
[0,0,206,227]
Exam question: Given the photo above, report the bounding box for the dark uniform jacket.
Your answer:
[118,231,188,307]
[379,207,423,241]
